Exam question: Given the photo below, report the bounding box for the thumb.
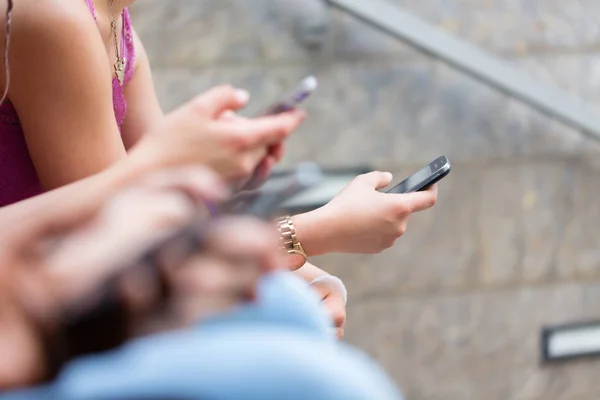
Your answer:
[354,171,393,190]
[309,280,331,301]
[191,85,250,118]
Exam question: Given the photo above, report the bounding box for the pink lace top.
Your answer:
[0,0,135,206]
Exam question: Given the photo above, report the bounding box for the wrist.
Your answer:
[291,206,341,257]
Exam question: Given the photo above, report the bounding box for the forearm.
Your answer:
[0,153,158,233]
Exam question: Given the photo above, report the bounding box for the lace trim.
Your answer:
[122,9,136,85]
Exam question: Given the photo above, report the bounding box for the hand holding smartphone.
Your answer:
[386,156,451,194]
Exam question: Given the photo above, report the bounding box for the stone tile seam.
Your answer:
[350,275,600,304]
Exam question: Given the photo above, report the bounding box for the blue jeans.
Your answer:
[2,272,403,400]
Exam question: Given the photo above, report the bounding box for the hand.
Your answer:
[293,171,438,255]
[218,110,286,191]
[310,280,347,340]
[293,262,347,340]
[48,215,284,354]
[11,167,228,295]
[154,217,285,329]
[0,167,228,389]
[238,144,283,191]
[132,86,305,183]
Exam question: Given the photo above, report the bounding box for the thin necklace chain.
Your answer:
[109,0,119,59]
[109,0,126,84]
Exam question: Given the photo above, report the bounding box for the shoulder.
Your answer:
[6,0,115,110]
[11,0,99,49]
[8,0,110,83]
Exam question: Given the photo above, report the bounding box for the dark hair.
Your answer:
[0,0,13,104]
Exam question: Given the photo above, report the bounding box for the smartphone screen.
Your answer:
[386,156,451,194]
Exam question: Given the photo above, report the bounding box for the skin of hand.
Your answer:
[209,108,288,191]
[0,167,231,389]
[291,171,439,257]
[129,86,305,184]
[294,262,346,340]
[157,217,285,330]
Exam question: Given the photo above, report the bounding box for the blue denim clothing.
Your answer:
[2,272,403,400]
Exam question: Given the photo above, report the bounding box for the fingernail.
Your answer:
[384,172,393,181]
[235,89,250,104]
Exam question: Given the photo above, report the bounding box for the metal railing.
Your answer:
[324,0,600,142]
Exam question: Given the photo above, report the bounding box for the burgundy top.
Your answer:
[0,0,136,206]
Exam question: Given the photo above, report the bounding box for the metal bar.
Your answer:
[325,0,600,141]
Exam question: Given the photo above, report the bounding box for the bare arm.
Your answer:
[120,28,163,149]
[0,156,152,243]
[9,1,127,190]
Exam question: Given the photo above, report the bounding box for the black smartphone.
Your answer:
[261,76,318,115]
[386,156,451,194]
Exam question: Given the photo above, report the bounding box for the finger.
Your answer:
[209,218,278,253]
[218,110,239,121]
[118,265,164,314]
[245,146,270,174]
[142,166,230,203]
[9,202,101,255]
[428,183,439,197]
[396,187,438,213]
[215,109,305,150]
[191,85,250,118]
[310,282,347,331]
[309,281,330,301]
[176,255,259,299]
[321,295,347,329]
[353,171,394,190]
[269,143,285,162]
[242,157,273,191]
[206,217,283,273]
[100,190,197,233]
[258,156,276,180]
[171,292,241,327]
[44,191,195,287]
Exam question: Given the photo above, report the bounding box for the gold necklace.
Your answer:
[110,0,126,85]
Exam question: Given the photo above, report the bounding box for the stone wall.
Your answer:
[132,1,600,398]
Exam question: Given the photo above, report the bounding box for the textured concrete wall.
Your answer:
[132,1,600,398]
